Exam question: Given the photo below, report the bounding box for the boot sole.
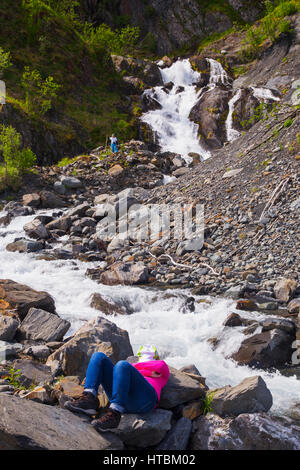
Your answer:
[65,402,97,416]
[91,421,118,433]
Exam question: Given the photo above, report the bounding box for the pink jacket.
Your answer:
[132,360,170,403]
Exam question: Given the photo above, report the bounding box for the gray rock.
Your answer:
[46,216,72,232]
[23,219,49,240]
[22,193,41,208]
[99,262,149,286]
[288,298,300,314]
[0,395,123,450]
[12,359,53,388]
[46,316,133,379]
[0,341,23,360]
[274,278,297,302]
[261,318,296,335]
[23,345,51,360]
[17,308,70,343]
[191,412,300,450]
[60,176,82,189]
[156,417,192,450]
[66,203,90,218]
[210,376,273,417]
[40,191,65,209]
[113,409,172,448]
[6,238,44,253]
[53,181,66,195]
[160,366,206,409]
[0,316,19,342]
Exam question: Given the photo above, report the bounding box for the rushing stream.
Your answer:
[0,210,299,418]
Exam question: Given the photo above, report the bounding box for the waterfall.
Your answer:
[226,88,242,142]
[141,59,211,163]
[207,57,230,86]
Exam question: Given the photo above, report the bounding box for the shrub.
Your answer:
[0,125,36,191]
[83,23,140,56]
[0,47,12,77]
[21,66,61,116]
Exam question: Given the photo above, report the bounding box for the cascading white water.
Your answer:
[141,59,211,163]
[251,86,280,101]
[0,210,299,419]
[207,57,230,87]
[226,88,242,142]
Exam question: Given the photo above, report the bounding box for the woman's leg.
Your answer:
[110,361,157,414]
[84,352,114,400]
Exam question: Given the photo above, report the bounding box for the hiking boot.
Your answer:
[64,391,99,416]
[91,409,121,432]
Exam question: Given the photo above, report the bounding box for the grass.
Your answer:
[202,392,215,414]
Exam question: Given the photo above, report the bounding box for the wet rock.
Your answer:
[223,312,244,327]
[210,376,273,417]
[99,262,149,286]
[274,278,297,302]
[231,328,295,369]
[261,318,296,335]
[180,297,195,313]
[179,364,201,376]
[90,293,127,316]
[17,308,70,343]
[23,219,49,240]
[0,395,123,450]
[191,412,300,450]
[113,409,172,448]
[46,216,72,232]
[111,55,163,88]
[4,201,33,217]
[0,280,56,320]
[6,238,44,253]
[0,316,19,342]
[156,417,192,450]
[46,316,133,379]
[236,299,257,311]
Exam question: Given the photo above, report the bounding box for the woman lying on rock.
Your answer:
[64,344,170,433]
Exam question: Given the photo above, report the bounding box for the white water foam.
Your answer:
[141,59,211,163]
[251,86,280,101]
[226,88,242,142]
[0,211,299,418]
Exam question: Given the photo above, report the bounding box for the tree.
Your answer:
[0,125,36,189]
[21,66,61,116]
[0,47,12,78]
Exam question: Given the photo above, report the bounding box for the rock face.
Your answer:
[111,55,163,90]
[191,412,300,450]
[231,328,296,368]
[159,366,206,409]
[99,262,149,286]
[0,280,56,320]
[46,316,133,378]
[0,395,123,450]
[210,376,273,417]
[113,409,172,447]
[17,308,70,343]
[189,86,230,149]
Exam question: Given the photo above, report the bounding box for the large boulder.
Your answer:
[112,409,172,448]
[189,86,230,149]
[22,193,41,208]
[90,293,127,316]
[191,412,300,450]
[0,395,123,450]
[210,376,273,417]
[99,262,149,286]
[274,278,297,302]
[23,219,49,240]
[231,328,296,368]
[40,191,65,209]
[17,308,70,343]
[111,55,163,88]
[45,216,72,232]
[46,316,133,379]
[0,280,56,320]
[160,366,206,409]
[6,238,44,253]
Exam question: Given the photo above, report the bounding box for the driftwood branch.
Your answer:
[147,250,220,276]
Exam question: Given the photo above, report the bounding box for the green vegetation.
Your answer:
[0,124,36,191]
[4,367,26,390]
[202,392,215,415]
[21,67,61,116]
[0,47,12,76]
[283,118,294,127]
[239,0,299,62]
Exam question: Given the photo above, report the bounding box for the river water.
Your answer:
[0,210,299,418]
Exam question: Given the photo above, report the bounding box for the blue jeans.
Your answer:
[111,143,118,153]
[84,352,157,414]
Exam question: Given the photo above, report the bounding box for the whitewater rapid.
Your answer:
[0,210,299,418]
